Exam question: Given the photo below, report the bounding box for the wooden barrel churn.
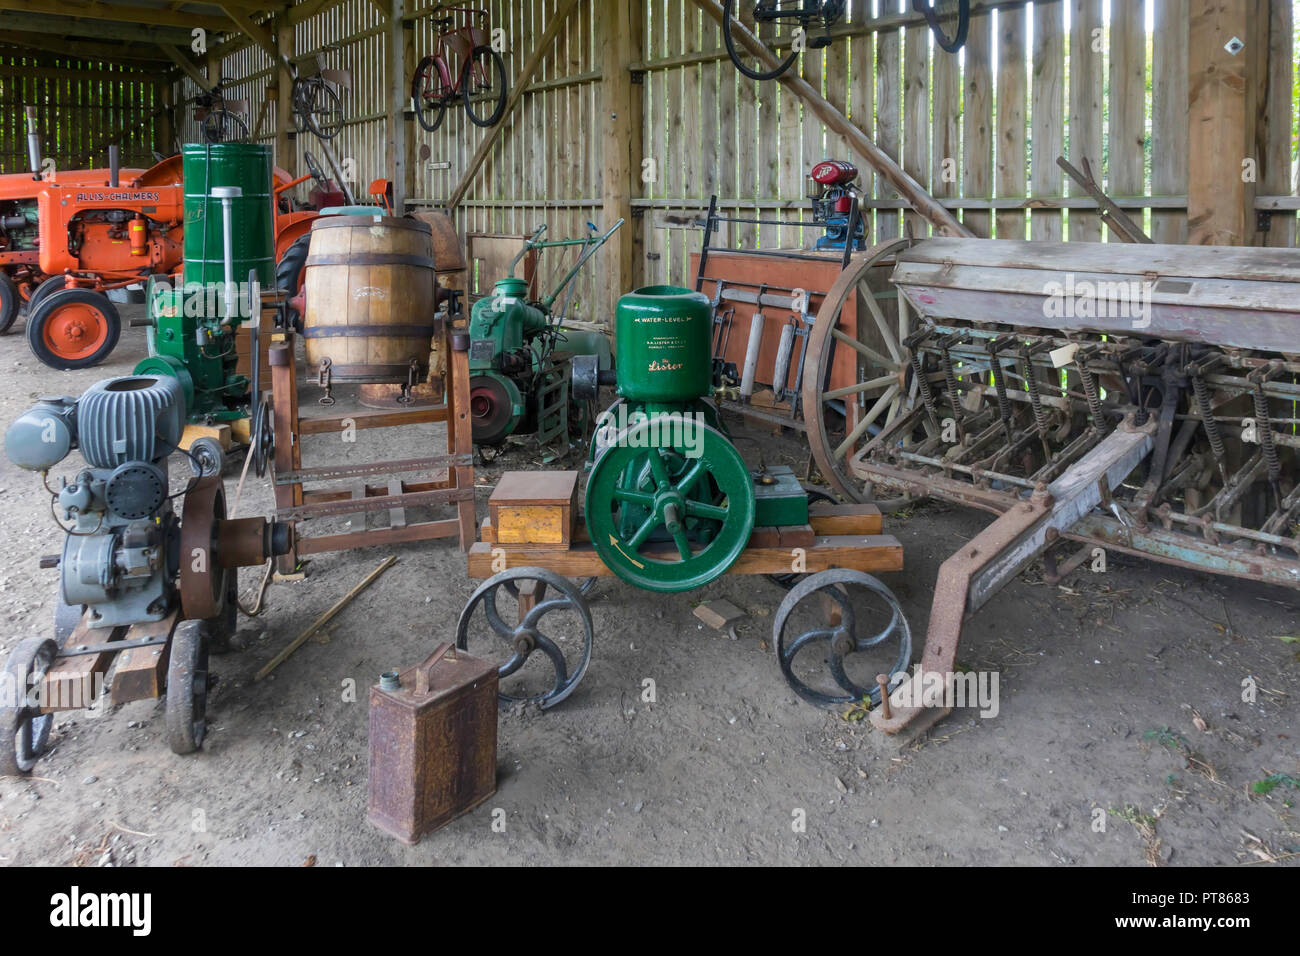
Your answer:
[302,215,438,398]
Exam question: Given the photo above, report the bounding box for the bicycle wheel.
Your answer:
[915,0,970,54]
[463,46,508,128]
[202,108,247,144]
[302,83,344,140]
[412,55,450,133]
[723,0,803,81]
[291,79,310,133]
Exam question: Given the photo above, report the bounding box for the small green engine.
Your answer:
[466,221,622,448]
[574,285,807,593]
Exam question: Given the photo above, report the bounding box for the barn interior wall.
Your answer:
[6,0,1295,327]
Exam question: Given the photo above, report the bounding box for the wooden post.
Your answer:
[599,0,640,326]
[388,0,409,214]
[156,79,175,155]
[276,12,295,175]
[1187,0,1258,246]
[402,12,419,206]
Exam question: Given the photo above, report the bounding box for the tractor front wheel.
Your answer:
[26,288,122,370]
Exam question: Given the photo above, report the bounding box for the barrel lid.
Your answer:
[310,214,432,235]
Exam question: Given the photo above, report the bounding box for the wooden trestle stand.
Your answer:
[267,316,476,573]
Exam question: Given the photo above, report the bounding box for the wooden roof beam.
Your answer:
[0,29,169,63]
[218,4,281,65]
[0,0,232,33]
[160,43,216,93]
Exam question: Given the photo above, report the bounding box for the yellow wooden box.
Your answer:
[488,471,579,549]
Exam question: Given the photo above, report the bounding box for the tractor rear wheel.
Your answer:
[0,273,18,334]
[26,288,122,371]
[275,234,311,332]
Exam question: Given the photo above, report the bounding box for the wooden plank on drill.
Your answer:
[808,502,882,536]
[111,614,177,704]
[467,534,903,578]
[41,619,127,712]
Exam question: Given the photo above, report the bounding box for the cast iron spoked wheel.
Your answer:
[915,0,971,54]
[24,275,66,317]
[723,0,815,82]
[767,483,838,589]
[456,567,594,710]
[25,288,122,370]
[586,414,756,593]
[462,46,508,128]
[801,237,923,506]
[411,56,450,133]
[209,568,240,655]
[165,619,210,755]
[0,638,59,775]
[772,568,912,708]
[0,272,18,334]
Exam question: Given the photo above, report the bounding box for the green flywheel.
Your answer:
[585,413,756,593]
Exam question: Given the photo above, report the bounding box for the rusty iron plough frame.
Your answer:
[832,239,1300,735]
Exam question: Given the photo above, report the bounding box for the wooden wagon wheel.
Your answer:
[801,237,922,503]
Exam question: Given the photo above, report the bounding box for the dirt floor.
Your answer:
[1,304,1298,867]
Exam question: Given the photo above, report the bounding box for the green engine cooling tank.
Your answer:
[182,143,276,290]
[614,285,712,403]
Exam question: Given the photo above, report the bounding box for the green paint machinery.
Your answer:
[572,285,809,592]
[467,219,623,446]
[135,143,276,426]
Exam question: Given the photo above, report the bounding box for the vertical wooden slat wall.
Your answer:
[25,0,1291,326]
[0,54,158,173]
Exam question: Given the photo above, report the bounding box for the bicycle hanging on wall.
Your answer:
[410,5,509,133]
[723,0,970,82]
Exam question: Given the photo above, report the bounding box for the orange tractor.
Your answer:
[0,108,354,369]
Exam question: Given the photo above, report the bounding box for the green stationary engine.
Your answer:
[467,221,622,447]
[134,143,275,425]
[574,286,808,592]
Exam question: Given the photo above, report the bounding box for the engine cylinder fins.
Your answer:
[75,375,187,468]
[585,414,755,593]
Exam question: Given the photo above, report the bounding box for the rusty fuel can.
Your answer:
[367,643,498,844]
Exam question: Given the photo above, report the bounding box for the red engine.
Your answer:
[810,160,859,187]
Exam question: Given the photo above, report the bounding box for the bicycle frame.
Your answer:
[428,7,492,99]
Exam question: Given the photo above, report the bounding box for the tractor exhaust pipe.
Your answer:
[107,145,120,189]
[25,107,42,180]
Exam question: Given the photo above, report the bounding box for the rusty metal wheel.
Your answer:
[801,238,922,504]
[179,477,227,621]
[456,567,594,710]
[0,638,59,775]
[772,569,912,708]
[165,620,210,754]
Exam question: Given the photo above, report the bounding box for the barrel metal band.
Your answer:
[304,253,436,269]
[302,324,438,339]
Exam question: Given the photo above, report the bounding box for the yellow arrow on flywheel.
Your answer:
[609,534,645,569]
